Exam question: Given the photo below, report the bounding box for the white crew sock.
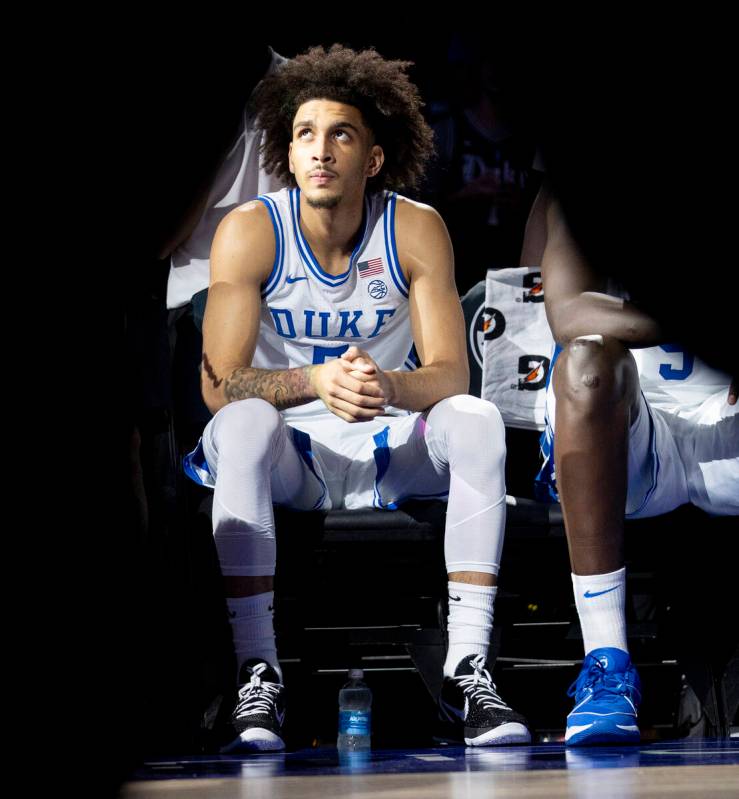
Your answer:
[572,567,628,655]
[443,581,497,677]
[225,591,282,683]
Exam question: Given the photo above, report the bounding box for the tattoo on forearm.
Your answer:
[224,365,314,410]
[202,353,223,389]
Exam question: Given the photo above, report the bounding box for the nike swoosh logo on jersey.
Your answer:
[583,586,619,598]
[286,275,308,283]
[449,594,462,602]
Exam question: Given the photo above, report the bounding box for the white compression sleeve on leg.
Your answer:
[424,395,507,576]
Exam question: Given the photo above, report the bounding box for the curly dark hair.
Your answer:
[251,44,435,193]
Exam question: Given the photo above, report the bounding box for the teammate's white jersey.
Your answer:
[253,187,416,423]
[536,341,738,516]
[632,346,732,419]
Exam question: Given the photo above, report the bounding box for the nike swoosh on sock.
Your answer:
[583,586,619,598]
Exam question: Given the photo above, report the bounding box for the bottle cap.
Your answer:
[348,668,364,680]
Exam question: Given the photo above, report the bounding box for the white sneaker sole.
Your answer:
[221,728,286,753]
[465,723,531,746]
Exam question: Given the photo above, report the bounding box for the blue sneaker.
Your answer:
[565,647,641,746]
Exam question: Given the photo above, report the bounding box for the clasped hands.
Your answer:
[310,345,393,422]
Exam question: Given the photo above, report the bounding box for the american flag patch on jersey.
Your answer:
[357,257,384,278]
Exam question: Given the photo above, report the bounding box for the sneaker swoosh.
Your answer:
[439,697,465,721]
[565,723,594,741]
[583,586,619,598]
[286,275,308,283]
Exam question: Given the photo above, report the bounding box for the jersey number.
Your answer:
[312,344,349,364]
[658,344,694,381]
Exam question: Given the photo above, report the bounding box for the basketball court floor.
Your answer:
[122,739,739,798]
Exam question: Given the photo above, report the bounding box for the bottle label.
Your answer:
[339,710,371,736]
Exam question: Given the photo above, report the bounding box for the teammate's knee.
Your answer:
[554,335,635,410]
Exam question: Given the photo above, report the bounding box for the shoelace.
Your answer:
[454,654,510,711]
[234,665,282,718]
[567,656,634,702]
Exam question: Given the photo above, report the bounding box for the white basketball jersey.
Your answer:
[632,346,731,417]
[605,280,731,417]
[253,187,416,423]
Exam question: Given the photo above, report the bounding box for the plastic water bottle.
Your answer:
[337,668,372,751]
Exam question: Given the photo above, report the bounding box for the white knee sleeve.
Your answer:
[203,399,288,578]
[425,395,507,576]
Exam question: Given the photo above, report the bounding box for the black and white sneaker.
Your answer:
[221,659,286,753]
[437,654,531,746]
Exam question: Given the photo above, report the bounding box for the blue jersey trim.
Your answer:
[290,189,369,287]
[544,343,562,390]
[372,425,397,509]
[258,195,285,298]
[534,343,562,503]
[405,344,420,370]
[290,427,327,510]
[372,423,447,507]
[388,194,410,292]
[625,396,660,518]
[183,438,215,489]
[384,193,409,298]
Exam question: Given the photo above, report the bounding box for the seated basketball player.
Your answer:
[184,44,531,752]
[533,185,738,745]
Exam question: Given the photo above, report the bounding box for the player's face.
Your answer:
[288,99,384,210]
